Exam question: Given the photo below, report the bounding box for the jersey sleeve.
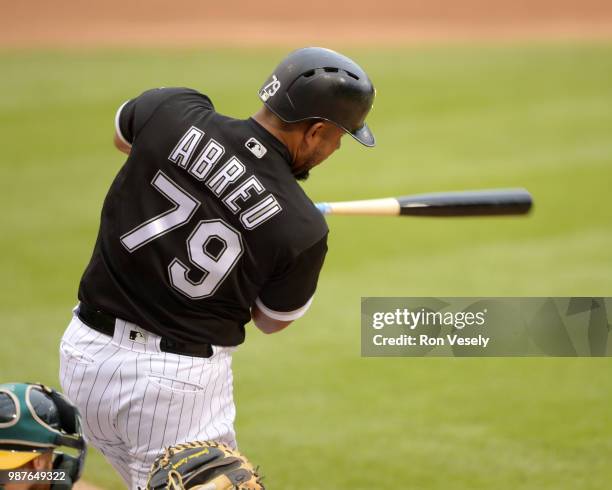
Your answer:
[255,236,328,321]
[114,87,213,146]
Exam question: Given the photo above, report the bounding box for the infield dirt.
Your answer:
[1,0,611,47]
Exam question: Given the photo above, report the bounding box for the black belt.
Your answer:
[77,303,213,358]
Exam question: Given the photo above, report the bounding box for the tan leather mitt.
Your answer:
[146,440,264,490]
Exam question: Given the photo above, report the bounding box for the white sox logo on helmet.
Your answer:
[258,75,281,101]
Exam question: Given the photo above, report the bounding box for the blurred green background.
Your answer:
[1,44,611,489]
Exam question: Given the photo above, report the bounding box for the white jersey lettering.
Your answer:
[169,126,204,168]
[223,176,265,214]
[240,195,282,229]
[206,157,246,196]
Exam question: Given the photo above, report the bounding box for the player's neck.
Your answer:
[251,107,300,164]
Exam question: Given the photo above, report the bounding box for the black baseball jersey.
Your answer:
[78,87,328,346]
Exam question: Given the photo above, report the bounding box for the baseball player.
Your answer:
[0,382,87,490]
[58,47,375,489]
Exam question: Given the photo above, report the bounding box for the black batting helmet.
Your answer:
[258,47,376,147]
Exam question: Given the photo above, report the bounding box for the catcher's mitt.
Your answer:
[146,440,264,490]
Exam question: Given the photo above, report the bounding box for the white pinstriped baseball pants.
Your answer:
[58,309,237,490]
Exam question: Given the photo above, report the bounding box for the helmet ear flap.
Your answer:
[52,452,85,487]
[44,387,87,484]
[40,386,85,451]
[42,386,78,435]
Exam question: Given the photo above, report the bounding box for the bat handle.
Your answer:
[316,202,332,215]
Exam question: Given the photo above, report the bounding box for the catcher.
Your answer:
[0,383,87,490]
[146,440,264,490]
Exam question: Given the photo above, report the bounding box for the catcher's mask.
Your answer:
[258,47,376,147]
[0,383,87,488]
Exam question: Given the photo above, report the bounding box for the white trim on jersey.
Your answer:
[254,295,314,321]
[114,100,133,148]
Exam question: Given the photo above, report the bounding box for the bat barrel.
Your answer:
[398,188,532,217]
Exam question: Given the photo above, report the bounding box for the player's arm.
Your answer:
[251,236,327,335]
[114,130,131,154]
[250,305,292,334]
[114,99,134,154]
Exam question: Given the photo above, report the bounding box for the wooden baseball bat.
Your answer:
[315,188,532,217]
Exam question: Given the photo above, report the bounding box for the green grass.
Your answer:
[1,43,611,489]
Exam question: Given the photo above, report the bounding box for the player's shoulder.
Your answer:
[270,182,329,252]
[297,195,329,247]
[117,87,216,147]
[135,86,214,111]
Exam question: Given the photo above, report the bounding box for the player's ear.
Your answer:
[32,452,54,471]
[303,121,326,146]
